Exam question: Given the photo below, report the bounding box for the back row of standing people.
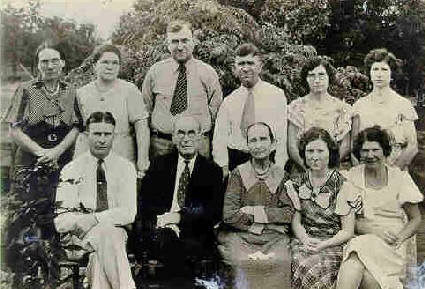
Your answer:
[3,19,420,289]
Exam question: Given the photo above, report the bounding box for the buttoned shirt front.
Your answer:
[170,154,197,212]
[55,151,137,227]
[141,58,223,134]
[212,80,288,168]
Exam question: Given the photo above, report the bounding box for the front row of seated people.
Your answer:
[54,111,422,289]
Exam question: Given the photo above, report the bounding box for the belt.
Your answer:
[152,130,210,141]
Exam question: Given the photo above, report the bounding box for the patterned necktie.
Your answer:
[240,89,256,138]
[177,160,190,208]
[96,159,108,212]
[170,64,188,115]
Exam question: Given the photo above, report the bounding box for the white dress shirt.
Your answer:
[212,80,288,168]
[55,151,137,231]
[170,154,197,212]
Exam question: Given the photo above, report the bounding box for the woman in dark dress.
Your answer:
[3,42,82,288]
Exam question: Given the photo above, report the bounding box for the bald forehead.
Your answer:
[173,117,201,132]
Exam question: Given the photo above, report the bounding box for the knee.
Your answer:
[343,252,365,272]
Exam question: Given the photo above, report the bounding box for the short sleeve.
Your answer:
[398,171,423,205]
[335,180,362,216]
[287,98,304,129]
[3,84,27,127]
[126,82,149,124]
[402,101,418,121]
[283,180,301,211]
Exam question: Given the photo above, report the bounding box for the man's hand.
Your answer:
[157,212,181,228]
[75,214,98,239]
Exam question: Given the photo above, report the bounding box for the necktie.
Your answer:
[170,64,187,115]
[240,89,255,138]
[96,159,108,212]
[177,160,190,208]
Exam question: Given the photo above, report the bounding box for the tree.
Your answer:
[1,0,99,80]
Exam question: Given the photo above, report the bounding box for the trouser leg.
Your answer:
[84,224,135,289]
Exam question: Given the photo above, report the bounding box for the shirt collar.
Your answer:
[88,152,113,167]
[32,78,68,89]
[178,153,197,167]
[171,57,194,72]
[240,78,263,94]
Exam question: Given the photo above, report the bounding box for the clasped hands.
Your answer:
[301,237,327,253]
[35,148,61,168]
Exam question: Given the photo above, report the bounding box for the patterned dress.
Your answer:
[217,161,294,289]
[288,95,353,143]
[3,79,82,287]
[285,170,358,289]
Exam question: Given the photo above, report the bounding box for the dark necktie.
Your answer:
[240,89,255,138]
[96,159,108,212]
[170,64,187,115]
[177,160,190,207]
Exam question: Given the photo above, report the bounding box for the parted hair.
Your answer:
[300,56,336,90]
[235,43,262,60]
[86,111,116,129]
[246,122,275,143]
[298,127,340,169]
[93,44,121,63]
[353,126,392,160]
[364,48,398,73]
[166,20,192,33]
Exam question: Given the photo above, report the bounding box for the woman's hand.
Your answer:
[36,148,61,165]
[301,236,322,252]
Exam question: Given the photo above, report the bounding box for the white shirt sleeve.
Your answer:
[212,100,231,167]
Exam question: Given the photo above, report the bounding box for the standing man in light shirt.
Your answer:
[55,111,137,289]
[213,43,288,178]
[141,20,223,159]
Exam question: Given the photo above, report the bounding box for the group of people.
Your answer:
[3,19,423,289]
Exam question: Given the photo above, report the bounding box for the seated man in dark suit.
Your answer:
[138,116,223,276]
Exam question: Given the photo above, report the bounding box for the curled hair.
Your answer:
[364,48,397,74]
[166,20,192,34]
[86,111,116,129]
[92,44,121,63]
[298,127,340,169]
[300,56,336,90]
[353,126,392,160]
[246,122,275,143]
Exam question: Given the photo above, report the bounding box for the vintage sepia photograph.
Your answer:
[1,0,424,288]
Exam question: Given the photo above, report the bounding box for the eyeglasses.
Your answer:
[39,59,61,66]
[175,130,198,139]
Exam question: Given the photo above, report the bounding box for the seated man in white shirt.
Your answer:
[212,43,288,177]
[54,111,137,289]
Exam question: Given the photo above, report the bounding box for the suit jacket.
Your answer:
[139,152,223,245]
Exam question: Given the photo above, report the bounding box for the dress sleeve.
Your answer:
[71,91,84,131]
[3,84,27,127]
[334,102,353,142]
[402,100,419,121]
[127,82,149,124]
[287,98,304,129]
[283,180,301,211]
[222,169,253,231]
[335,180,362,216]
[264,178,295,224]
[398,171,423,205]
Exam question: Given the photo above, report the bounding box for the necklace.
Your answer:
[252,162,271,178]
[44,82,60,97]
